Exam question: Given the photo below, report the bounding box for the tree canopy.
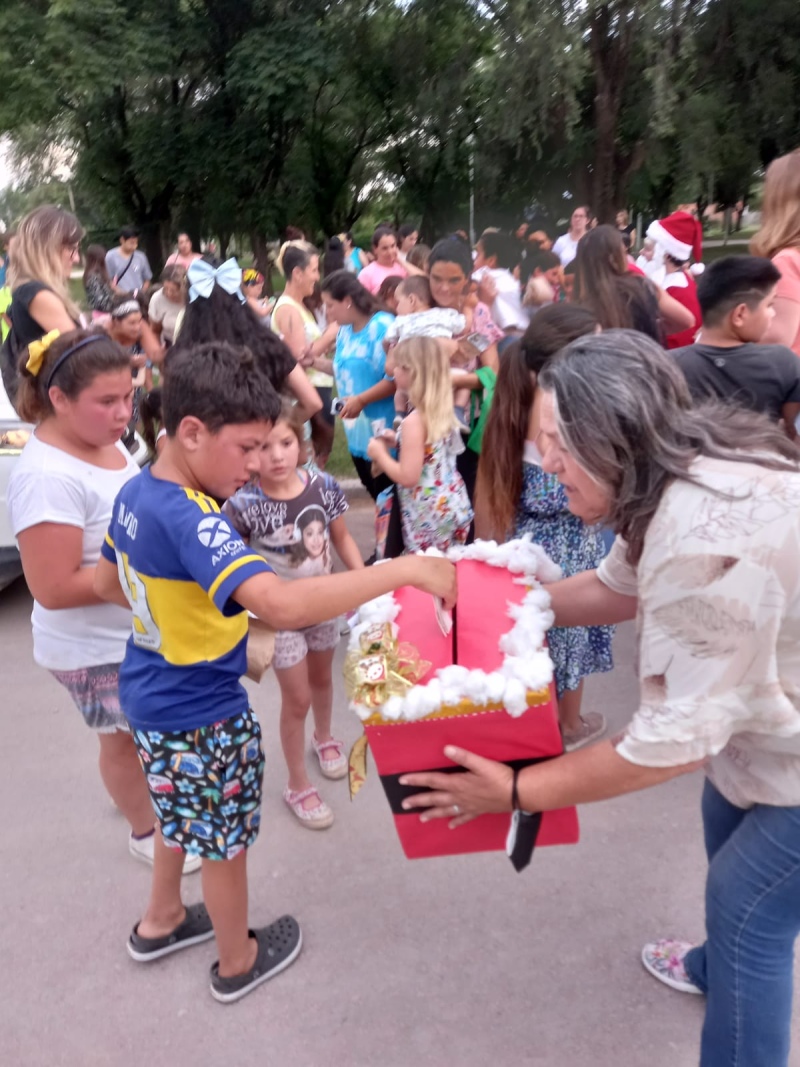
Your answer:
[0,0,797,263]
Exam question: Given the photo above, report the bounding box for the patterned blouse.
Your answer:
[598,455,800,809]
[84,272,114,313]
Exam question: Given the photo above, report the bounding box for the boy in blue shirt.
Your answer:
[95,339,456,1003]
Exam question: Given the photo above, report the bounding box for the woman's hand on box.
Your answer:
[399,745,513,827]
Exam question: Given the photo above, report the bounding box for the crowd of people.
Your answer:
[2,146,800,1061]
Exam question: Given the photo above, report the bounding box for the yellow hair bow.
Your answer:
[26,330,61,377]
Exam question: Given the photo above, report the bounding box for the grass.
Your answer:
[325,418,357,480]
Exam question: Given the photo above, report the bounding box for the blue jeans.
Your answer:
[684,779,800,1066]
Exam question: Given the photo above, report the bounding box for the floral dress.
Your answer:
[397,428,473,552]
[514,443,613,696]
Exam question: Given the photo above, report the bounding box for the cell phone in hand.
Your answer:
[331,397,346,416]
[464,331,491,354]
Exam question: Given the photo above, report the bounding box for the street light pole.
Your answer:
[467,133,475,246]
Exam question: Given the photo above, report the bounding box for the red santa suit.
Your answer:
[647,210,704,349]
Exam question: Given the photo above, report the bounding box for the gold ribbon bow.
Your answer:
[344,623,432,798]
[26,330,61,377]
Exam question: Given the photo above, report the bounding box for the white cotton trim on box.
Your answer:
[349,536,561,723]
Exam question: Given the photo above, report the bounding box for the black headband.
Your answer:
[46,335,107,390]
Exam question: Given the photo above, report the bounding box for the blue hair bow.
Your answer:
[187,257,246,303]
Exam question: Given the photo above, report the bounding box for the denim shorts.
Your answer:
[51,664,130,734]
[132,707,264,861]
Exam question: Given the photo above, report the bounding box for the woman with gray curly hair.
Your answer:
[402,329,800,1066]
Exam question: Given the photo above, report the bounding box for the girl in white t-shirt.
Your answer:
[7,328,198,872]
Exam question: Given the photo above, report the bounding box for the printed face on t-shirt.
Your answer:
[302,519,325,559]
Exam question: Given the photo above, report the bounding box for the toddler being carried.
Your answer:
[383,276,472,430]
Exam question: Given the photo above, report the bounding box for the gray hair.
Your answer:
[538,329,800,564]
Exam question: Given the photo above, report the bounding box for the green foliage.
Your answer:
[0,0,797,248]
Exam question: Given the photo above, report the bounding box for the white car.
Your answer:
[0,379,32,590]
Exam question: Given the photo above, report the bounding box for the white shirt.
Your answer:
[598,457,800,808]
[552,232,581,267]
[472,268,526,331]
[7,435,139,670]
[147,288,184,343]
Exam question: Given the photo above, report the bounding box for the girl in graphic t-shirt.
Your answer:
[223,401,364,830]
[6,327,199,873]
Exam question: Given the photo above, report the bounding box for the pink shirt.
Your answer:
[165,251,202,270]
[357,259,408,294]
[773,248,800,356]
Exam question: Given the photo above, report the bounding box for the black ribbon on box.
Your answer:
[379,756,550,873]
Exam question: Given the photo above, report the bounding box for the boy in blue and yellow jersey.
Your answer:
[95,338,456,1004]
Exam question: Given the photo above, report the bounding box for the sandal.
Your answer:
[210,916,303,1003]
[283,785,334,829]
[311,734,348,780]
[127,902,214,962]
[562,711,607,752]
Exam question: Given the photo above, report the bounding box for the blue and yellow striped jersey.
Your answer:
[102,467,272,731]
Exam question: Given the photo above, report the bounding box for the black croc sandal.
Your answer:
[127,903,214,963]
[210,915,302,1003]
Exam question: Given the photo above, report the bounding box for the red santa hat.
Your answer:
[647,211,703,265]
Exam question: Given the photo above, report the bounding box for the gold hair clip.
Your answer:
[26,330,61,377]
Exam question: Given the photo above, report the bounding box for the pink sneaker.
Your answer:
[641,939,704,994]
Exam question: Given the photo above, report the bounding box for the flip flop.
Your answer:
[127,902,214,962]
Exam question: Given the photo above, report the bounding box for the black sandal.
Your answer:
[210,915,302,1003]
[127,902,214,962]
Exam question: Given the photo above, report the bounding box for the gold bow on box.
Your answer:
[344,623,431,798]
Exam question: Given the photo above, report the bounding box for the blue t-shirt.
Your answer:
[102,468,272,731]
[333,311,396,459]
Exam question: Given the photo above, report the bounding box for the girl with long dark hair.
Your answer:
[476,304,613,749]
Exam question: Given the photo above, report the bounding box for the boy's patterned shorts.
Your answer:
[132,707,264,861]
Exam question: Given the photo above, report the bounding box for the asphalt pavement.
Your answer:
[2,489,799,1067]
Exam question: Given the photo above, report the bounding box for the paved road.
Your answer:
[2,493,798,1066]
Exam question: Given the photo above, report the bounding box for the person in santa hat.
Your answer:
[646,210,704,349]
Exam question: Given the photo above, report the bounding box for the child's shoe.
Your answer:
[454,405,470,434]
[311,734,348,779]
[641,939,704,994]
[283,785,334,829]
[210,916,302,1003]
[127,903,214,962]
[129,829,202,874]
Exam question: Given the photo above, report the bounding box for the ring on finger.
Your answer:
[452,803,461,815]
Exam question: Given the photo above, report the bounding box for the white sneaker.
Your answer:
[129,832,202,875]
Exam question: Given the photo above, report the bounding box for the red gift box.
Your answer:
[361,558,579,861]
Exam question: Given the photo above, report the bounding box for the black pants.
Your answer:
[351,454,392,501]
[350,455,405,558]
[456,445,479,544]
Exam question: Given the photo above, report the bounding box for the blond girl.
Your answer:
[368,336,473,551]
